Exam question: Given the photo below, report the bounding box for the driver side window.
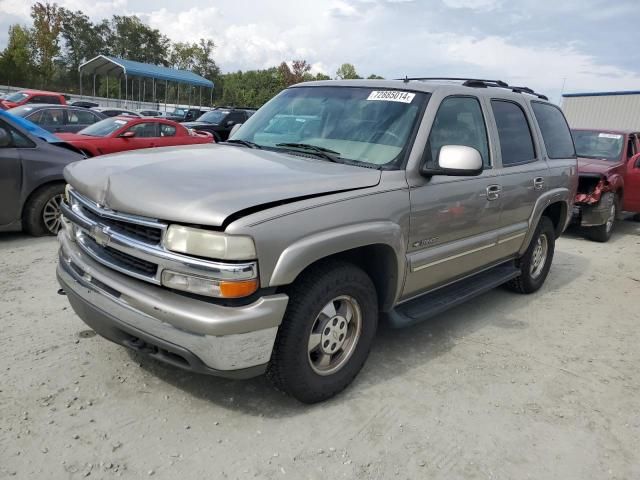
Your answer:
[425,96,490,168]
[127,122,158,138]
[0,120,34,148]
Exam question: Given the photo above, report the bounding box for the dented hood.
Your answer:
[64,143,381,227]
[577,157,620,175]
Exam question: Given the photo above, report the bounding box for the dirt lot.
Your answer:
[1,220,639,480]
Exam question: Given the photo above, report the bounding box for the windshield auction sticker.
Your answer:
[598,133,622,139]
[367,90,415,103]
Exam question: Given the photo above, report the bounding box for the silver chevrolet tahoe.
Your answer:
[57,78,578,403]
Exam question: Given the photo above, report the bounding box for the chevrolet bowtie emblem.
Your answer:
[91,225,110,247]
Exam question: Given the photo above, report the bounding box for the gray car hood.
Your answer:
[64,144,381,227]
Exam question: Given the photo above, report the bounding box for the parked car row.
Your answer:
[0,110,215,236]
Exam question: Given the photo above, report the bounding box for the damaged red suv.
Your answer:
[572,129,640,242]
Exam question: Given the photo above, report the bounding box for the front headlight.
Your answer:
[165,225,256,261]
[161,270,258,298]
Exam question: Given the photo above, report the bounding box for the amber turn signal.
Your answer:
[219,279,259,298]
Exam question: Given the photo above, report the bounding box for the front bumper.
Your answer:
[572,194,614,227]
[57,230,289,378]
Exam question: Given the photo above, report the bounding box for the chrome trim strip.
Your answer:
[61,192,258,283]
[70,189,167,230]
[497,232,526,244]
[412,243,496,272]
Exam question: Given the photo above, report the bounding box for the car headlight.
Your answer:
[161,270,258,298]
[165,225,256,261]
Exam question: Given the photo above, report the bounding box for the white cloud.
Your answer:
[442,0,502,10]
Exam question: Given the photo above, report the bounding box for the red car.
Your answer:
[56,117,214,157]
[0,89,68,110]
[572,129,640,241]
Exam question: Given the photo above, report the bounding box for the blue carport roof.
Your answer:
[79,55,213,88]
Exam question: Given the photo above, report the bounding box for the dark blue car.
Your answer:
[0,110,84,235]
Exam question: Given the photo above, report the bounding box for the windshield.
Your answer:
[197,110,229,124]
[572,130,624,161]
[232,86,428,167]
[5,92,29,103]
[79,117,131,137]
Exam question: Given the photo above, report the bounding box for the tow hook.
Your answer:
[57,288,67,296]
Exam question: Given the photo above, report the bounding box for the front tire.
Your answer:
[267,261,378,403]
[23,183,65,236]
[506,216,555,294]
[586,192,618,242]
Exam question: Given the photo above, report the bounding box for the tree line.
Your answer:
[0,2,384,108]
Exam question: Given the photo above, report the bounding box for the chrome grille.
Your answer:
[61,189,258,286]
[80,207,162,244]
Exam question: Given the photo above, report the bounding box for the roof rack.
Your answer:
[397,77,548,100]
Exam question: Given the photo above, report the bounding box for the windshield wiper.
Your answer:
[223,139,262,149]
[275,143,342,162]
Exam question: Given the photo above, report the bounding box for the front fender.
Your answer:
[269,221,406,289]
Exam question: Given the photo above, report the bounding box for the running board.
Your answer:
[388,262,521,329]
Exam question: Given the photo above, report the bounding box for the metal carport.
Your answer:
[78,55,214,110]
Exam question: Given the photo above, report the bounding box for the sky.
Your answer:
[1,0,639,103]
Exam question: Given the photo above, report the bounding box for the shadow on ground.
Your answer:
[131,248,590,417]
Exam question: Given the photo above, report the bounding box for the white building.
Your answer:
[561,90,640,131]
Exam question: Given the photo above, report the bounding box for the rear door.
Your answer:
[156,123,179,147]
[0,119,29,225]
[65,109,101,133]
[488,98,549,254]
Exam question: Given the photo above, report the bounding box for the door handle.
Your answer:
[486,184,502,201]
[533,177,545,190]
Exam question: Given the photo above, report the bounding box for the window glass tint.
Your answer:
[68,109,98,125]
[128,122,158,138]
[531,102,574,159]
[160,124,176,137]
[426,96,490,167]
[0,120,34,148]
[46,96,61,105]
[491,100,535,166]
[38,109,64,125]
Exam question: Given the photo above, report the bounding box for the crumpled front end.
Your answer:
[573,174,614,226]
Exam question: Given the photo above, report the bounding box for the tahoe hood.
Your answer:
[64,143,381,227]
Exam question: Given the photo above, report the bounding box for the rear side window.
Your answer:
[491,100,536,166]
[426,96,490,167]
[46,96,62,105]
[68,110,99,125]
[531,102,575,159]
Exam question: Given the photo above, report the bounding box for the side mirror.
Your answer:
[0,127,11,147]
[120,131,136,138]
[422,145,483,177]
[229,123,243,138]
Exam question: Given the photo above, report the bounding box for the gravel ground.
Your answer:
[1,220,639,480]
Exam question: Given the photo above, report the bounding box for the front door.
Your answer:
[404,95,503,298]
[0,119,25,226]
[624,152,640,212]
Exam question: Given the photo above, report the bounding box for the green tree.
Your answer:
[220,68,284,108]
[106,15,169,65]
[335,63,361,80]
[367,74,384,79]
[0,25,35,87]
[314,72,331,81]
[31,2,64,87]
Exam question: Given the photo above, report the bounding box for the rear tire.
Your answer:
[506,216,555,294]
[267,261,378,403]
[23,183,65,236]
[586,192,617,243]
